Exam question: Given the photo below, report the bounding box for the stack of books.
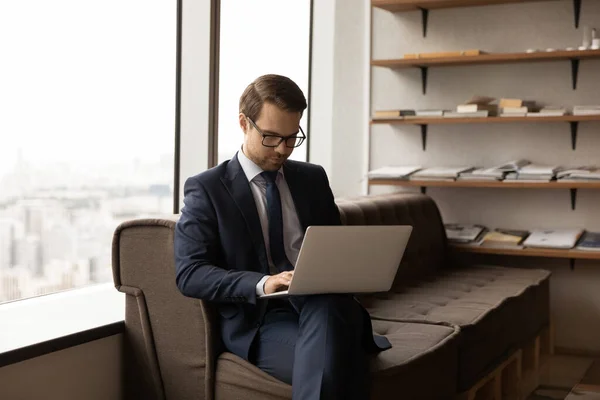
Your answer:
[573,105,600,116]
[444,224,487,245]
[444,95,497,118]
[458,159,530,181]
[557,167,600,181]
[527,106,567,117]
[504,164,562,182]
[498,99,537,117]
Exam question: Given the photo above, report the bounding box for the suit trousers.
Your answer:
[250,294,370,400]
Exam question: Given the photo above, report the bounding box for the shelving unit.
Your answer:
[372,0,582,36]
[371,115,600,150]
[369,0,600,264]
[372,49,600,93]
[451,244,600,269]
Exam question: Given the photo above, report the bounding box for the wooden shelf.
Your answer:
[451,244,600,261]
[372,49,600,69]
[368,179,600,210]
[371,115,600,125]
[368,180,600,189]
[371,1,581,35]
[372,0,554,12]
[371,115,600,151]
[373,49,600,93]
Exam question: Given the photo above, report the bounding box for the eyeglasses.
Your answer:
[247,117,306,148]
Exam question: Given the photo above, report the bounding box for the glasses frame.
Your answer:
[247,117,306,148]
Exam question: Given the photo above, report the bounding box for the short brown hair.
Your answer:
[239,74,307,121]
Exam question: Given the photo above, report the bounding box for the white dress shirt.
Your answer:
[237,149,304,295]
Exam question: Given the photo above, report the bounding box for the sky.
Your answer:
[0,0,310,175]
[218,0,310,162]
[0,1,176,173]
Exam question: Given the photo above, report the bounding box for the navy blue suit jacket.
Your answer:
[174,154,343,360]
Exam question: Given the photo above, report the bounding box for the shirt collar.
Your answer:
[236,148,283,183]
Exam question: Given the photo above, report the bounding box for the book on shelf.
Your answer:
[498,99,536,109]
[575,232,600,251]
[558,167,600,181]
[459,159,530,180]
[522,229,584,249]
[456,95,498,115]
[503,164,562,182]
[413,109,446,117]
[499,99,538,116]
[373,109,415,119]
[573,105,600,116]
[368,166,422,180]
[480,229,530,249]
[410,167,476,180]
[457,169,503,181]
[403,49,484,59]
[445,224,487,244]
[500,107,528,117]
[444,110,489,118]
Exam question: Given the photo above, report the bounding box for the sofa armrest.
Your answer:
[112,217,219,400]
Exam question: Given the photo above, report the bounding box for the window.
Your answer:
[217,0,311,164]
[0,0,176,304]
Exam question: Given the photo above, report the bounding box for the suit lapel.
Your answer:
[221,156,269,273]
[283,162,312,230]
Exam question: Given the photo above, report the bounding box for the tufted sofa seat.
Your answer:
[338,193,551,391]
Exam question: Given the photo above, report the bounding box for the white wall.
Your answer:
[0,335,122,400]
[368,1,600,352]
[310,0,370,198]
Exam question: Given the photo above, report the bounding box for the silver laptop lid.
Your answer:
[287,225,412,295]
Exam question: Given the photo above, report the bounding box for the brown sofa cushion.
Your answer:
[214,320,460,400]
[360,265,551,390]
[337,193,448,286]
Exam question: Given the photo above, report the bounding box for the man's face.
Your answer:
[240,102,302,171]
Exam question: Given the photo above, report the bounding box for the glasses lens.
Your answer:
[262,136,281,147]
[285,137,299,148]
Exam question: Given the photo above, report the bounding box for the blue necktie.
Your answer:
[261,171,294,272]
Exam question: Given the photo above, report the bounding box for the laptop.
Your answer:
[258,225,412,299]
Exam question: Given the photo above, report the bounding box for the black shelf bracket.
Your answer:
[573,0,582,29]
[420,124,428,151]
[570,258,575,270]
[570,121,579,150]
[420,186,427,194]
[419,8,429,37]
[420,67,428,95]
[571,58,580,90]
[570,188,578,210]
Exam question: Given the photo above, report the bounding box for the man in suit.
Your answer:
[174,74,390,400]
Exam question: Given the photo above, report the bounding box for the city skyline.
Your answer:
[0,154,173,303]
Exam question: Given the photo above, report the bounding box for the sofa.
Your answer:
[111,192,550,399]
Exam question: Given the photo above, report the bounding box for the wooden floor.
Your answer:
[528,355,600,399]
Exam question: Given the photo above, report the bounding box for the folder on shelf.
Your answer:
[523,229,584,249]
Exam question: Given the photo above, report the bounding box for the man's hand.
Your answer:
[264,271,294,295]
